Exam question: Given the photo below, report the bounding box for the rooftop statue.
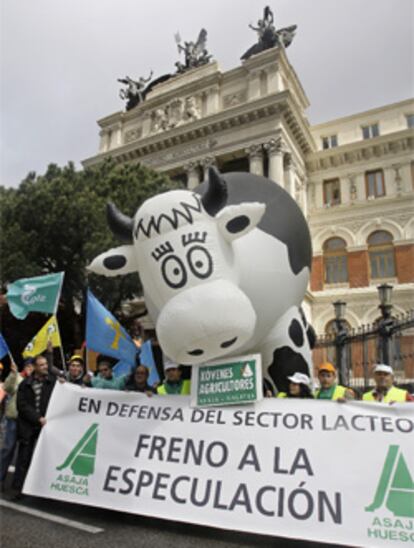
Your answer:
[174,29,212,74]
[241,6,297,60]
[118,71,153,111]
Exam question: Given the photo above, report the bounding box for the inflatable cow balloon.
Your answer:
[88,168,315,393]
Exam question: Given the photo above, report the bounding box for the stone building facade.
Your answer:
[83,46,414,335]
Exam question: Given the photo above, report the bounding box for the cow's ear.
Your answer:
[87,245,138,277]
[216,202,266,242]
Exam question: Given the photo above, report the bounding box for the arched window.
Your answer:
[325,319,352,335]
[368,231,395,279]
[323,237,348,284]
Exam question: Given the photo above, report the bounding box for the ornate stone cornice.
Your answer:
[84,91,313,167]
[308,194,414,229]
[306,129,414,173]
[264,136,286,155]
[199,155,217,168]
[245,144,263,159]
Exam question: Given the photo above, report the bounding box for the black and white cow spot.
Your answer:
[288,319,304,347]
[299,307,316,349]
[268,347,309,393]
[103,255,127,270]
[226,215,250,234]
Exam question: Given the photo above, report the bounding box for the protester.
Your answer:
[157,359,191,395]
[87,355,127,390]
[65,354,86,385]
[0,359,33,490]
[277,372,314,399]
[363,364,414,403]
[11,354,57,499]
[130,318,143,351]
[124,364,156,395]
[314,362,354,401]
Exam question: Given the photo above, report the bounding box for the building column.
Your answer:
[200,156,217,179]
[266,63,284,93]
[185,162,200,190]
[114,122,123,147]
[206,85,220,115]
[301,177,308,217]
[265,138,285,185]
[247,70,261,101]
[245,145,264,176]
[284,154,295,196]
[347,174,357,204]
[99,130,110,152]
[141,111,152,138]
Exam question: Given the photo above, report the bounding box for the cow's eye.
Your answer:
[187,246,213,279]
[161,255,187,289]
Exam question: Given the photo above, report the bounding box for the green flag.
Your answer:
[7,272,64,320]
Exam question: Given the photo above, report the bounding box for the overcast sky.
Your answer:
[1,0,413,188]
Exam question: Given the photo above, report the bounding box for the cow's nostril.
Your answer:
[188,349,204,356]
[220,337,238,349]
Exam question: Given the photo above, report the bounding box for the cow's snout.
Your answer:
[156,280,257,365]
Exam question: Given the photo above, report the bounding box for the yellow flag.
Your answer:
[22,315,61,358]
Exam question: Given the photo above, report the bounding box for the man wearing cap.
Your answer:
[277,372,314,399]
[87,356,128,390]
[314,362,354,402]
[157,359,191,395]
[363,364,413,403]
[65,355,86,385]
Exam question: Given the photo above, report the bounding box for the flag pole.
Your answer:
[55,319,67,372]
[8,349,17,366]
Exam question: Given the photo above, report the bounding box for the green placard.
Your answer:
[193,354,262,407]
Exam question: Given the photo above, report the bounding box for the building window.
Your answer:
[362,123,379,139]
[322,135,338,149]
[323,237,348,284]
[406,114,414,128]
[323,178,341,206]
[365,169,385,198]
[368,231,395,279]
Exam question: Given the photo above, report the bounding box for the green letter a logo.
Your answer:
[366,445,414,518]
[56,423,98,477]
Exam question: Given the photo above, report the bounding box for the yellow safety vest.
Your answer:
[314,385,347,400]
[363,386,407,403]
[157,379,191,395]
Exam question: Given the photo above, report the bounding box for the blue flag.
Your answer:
[139,340,160,386]
[86,290,137,375]
[0,333,10,360]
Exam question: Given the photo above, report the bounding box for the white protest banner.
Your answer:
[24,384,414,547]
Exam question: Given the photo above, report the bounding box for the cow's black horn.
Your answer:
[201,167,228,216]
[106,202,133,243]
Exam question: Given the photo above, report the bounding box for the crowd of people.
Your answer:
[0,329,413,501]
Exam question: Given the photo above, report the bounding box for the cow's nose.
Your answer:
[220,336,238,349]
[188,349,204,356]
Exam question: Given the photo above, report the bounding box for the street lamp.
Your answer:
[377,284,394,365]
[332,300,348,385]
[333,300,347,323]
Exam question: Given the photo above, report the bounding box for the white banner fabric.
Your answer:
[24,383,414,547]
